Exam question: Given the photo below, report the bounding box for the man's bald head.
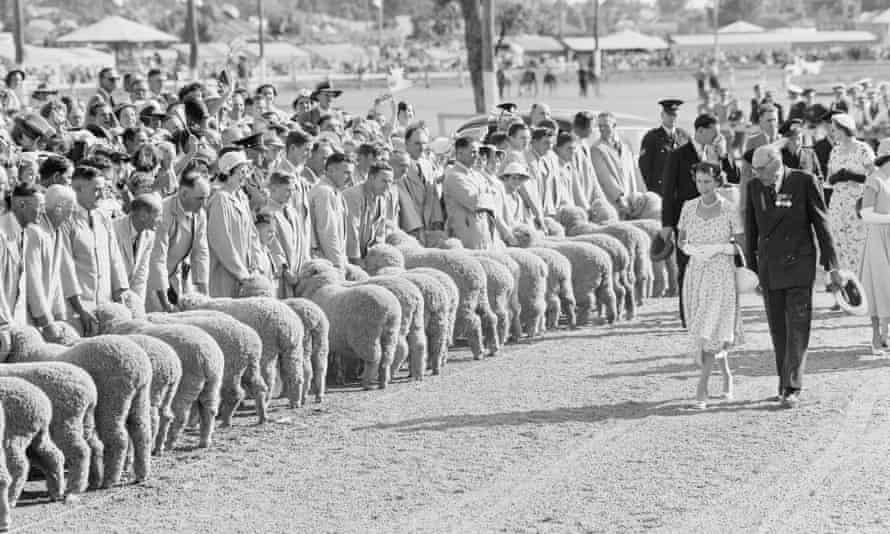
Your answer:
[751,145,784,185]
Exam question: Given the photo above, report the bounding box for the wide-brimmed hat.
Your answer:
[310,81,342,100]
[218,149,250,175]
[650,233,675,262]
[498,161,531,179]
[829,270,868,316]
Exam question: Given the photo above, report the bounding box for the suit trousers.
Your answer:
[763,286,813,394]
[675,247,689,328]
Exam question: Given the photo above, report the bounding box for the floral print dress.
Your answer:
[679,197,743,361]
[827,140,874,275]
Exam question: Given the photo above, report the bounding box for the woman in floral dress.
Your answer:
[678,162,744,409]
[826,113,874,277]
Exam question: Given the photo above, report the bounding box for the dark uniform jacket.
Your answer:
[787,101,808,121]
[743,169,837,290]
[661,141,739,229]
[639,126,689,193]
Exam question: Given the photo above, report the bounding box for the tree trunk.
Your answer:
[187,0,199,76]
[12,0,23,65]
[459,0,485,113]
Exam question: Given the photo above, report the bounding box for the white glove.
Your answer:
[681,243,703,257]
[860,207,890,225]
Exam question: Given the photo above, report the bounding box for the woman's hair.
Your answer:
[39,154,74,186]
[692,161,726,186]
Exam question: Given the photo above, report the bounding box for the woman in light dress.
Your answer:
[826,113,874,278]
[860,139,890,353]
[678,162,744,409]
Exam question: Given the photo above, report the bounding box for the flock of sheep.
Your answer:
[0,205,675,532]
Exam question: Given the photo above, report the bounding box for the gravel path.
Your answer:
[10,292,887,534]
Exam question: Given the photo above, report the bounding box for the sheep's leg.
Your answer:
[53,422,90,494]
[313,342,328,403]
[96,392,132,489]
[149,406,160,449]
[652,260,667,297]
[560,289,577,329]
[153,385,176,456]
[457,308,484,360]
[301,357,313,406]
[5,438,30,506]
[259,353,278,410]
[0,459,9,532]
[126,386,152,483]
[241,358,268,422]
[406,321,427,381]
[361,344,382,391]
[389,336,410,379]
[598,282,618,324]
[479,305,500,357]
[508,292,523,342]
[28,427,65,501]
[218,370,246,428]
[165,372,203,451]
[427,319,448,376]
[83,410,104,489]
[196,401,216,449]
[278,349,304,409]
[545,295,560,330]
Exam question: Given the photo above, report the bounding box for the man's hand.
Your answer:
[284,271,300,286]
[828,269,845,289]
[79,310,99,337]
[659,227,674,242]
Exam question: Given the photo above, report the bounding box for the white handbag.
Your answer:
[732,242,760,294]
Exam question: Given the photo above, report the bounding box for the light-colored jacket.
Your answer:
[60,205,129,314]
[343,183,394,261]
[24,215,79,324]
[146,194,210,312]
[112,216,155,305]
[309,176,349,270]
[526,147,560,217]
[0,212,26,325]
[207,188,255,298]
[442,162,499,250]
[397,156,443,235]
[590,138,647,209]
[572,142,607,211]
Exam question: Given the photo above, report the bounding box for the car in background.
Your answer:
[454,109,655,154]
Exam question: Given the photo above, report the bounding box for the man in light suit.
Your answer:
[443,136,499,249]
[25,185,80,328]
[113,193,161,308]
[0,183,42,326]
[265,171,304,297]
[308,152,352,270]
[590,112,649,213]
[398,123,443,244]
[63,166,129,332]
[344,162,398,264]
[146,169,211,313]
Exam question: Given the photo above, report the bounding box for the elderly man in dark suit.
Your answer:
[660,113,738,325]
[744,146,842,408]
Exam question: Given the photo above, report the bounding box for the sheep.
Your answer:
[344,263,370,282]
[179,295,307,409]
[145,311,267,425]
[568,232,635,320]
[123,335,182,456]
[626,218,679,298]
[390,233,497,360]
[542,216,566,237]
[0,377,65,506]
[520,246,576,330]
[410,268,459,370]
[40,321,81,346]
[470,249,522,343]
[364,245,452,375]
[514,224,617,325]
[281,298,330,403]
[294,261,401,389]
[3,329,153,489]
[0,359,100,494]
[472,255,515,348]
[95,304,223,452]
[503,247,548,337]
[0,401,9,533]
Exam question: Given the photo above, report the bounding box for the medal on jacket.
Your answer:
[775,193,792,208]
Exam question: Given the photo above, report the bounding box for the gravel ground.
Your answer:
[10,291,888,534]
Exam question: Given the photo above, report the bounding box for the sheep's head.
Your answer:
[119,290,146,319]
[542,217,565,238]
[42,321,81,346]
[344,263,370,282]
[0,324,43,362]
[626,191,662,220]
[589,199,620,224]
[512,223,544,248]
[556,205,588,230]
[295,259,345,297]
[365,244,405,275]
[385,226,421,249]
[95,302,134,334]
[238,275,277,298]
[424,230,449,248]
[179,292,212,311]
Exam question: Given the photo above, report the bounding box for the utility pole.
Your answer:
[481,0,496,109]
[187,0,198,80]
[12,0,23,66]
[258,0,266,83]
[712,0,720,66]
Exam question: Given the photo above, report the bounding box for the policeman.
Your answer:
[638,99,689,194]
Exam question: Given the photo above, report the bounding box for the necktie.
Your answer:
[133,230,141,257]
[283,205,295,230]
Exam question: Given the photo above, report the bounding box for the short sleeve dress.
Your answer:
[678,197,743,360]
[860,172,890,319]
[827,139,874,275]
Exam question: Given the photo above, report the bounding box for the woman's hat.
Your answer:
[831,113,856,133]
[498,161,530,179]
[218,149,250,175]
[649,233,674,262]
[429,136,452,156]
[828,270,868,316]
[875,138,890,167]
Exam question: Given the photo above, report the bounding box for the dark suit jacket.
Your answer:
[661,141,739,228]
[639,126,690,193]
[744,169,837,290]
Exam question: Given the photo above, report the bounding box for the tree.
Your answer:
[716,0,765,26]
[456,0,486,113]
[656,0,688,17]
[494,1,531,49]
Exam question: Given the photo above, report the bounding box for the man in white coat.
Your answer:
[113,193,162,308]
[590,111,649,212]
[0,183,42,326]
[443,136,499,249]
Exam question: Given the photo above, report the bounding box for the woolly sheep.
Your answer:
[0,401,8,532]
[626,218,678,298]
[123,335,182,456]
[513,224,617,325]
[0,360,100,494]
[521,246,576,330]
[470,249,522,343]
[410,268,458,370]
[3,329,152,489]
[503,247,549,337]
[569,232,635,320]
[281,298,330,403]
[96,304,223,452]
[344,263,370,282]
[40,321,81,346]
[294,261,401,389]
[472,255,515,348]
[542,216,566,238]
[360,273,427,380]
[0,377,65,505]
[146,311,267,425]
[179,295,307,409]
[593,222,653,307]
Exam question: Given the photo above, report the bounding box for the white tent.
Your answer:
[719,21,765,34]
[563,30,668,52]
